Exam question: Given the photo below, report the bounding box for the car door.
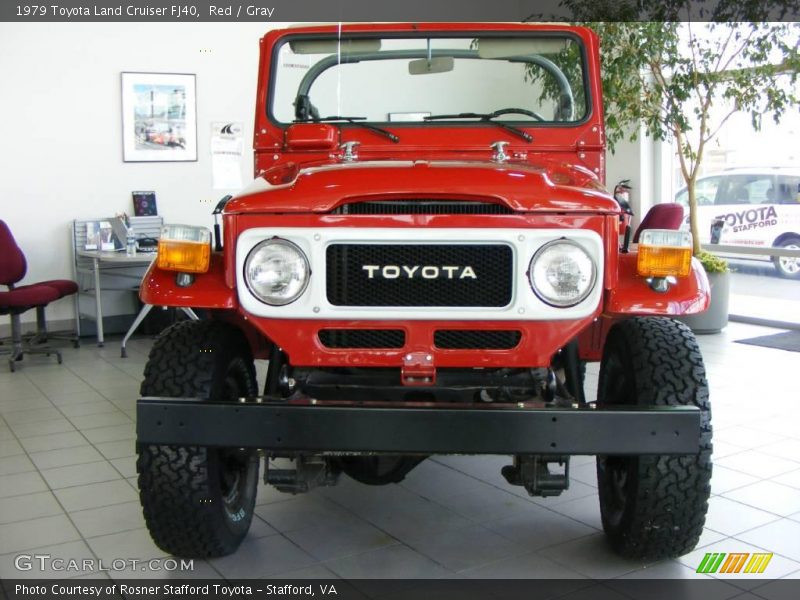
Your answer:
[710,174,776,247]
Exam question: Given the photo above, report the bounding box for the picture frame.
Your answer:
[121,72,197,162]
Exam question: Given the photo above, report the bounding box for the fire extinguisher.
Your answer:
[613,179,634,251]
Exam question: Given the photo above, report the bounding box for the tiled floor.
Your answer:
[1,321,800,590]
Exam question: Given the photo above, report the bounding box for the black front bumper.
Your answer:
[137,396,702,455]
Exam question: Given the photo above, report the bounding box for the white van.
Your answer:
[675,167,800,279]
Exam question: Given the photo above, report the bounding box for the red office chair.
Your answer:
[633,203,685,243]
[0,220,77,371]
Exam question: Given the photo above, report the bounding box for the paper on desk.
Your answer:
[211,121,244,190]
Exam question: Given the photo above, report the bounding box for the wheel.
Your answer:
[596,317,712,560]
[772,236,800,279]
[136,320,259,557]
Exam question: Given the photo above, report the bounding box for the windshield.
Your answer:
[270,34,589,126]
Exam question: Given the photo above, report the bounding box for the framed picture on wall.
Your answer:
[121,72,197,162]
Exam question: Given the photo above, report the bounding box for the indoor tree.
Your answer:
[536,1,800,257]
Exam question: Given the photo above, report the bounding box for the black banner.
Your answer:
[3,579,800,600]
[1,0,799,22]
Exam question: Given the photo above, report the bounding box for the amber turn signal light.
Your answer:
[157,225,212,274]
[637,229,693,278]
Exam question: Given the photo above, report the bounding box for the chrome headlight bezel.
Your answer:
[244,238,310,306]
[527,239,597,308]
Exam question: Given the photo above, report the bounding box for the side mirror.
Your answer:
[408,56,454,75]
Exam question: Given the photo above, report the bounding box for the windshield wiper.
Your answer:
[424,109,540,142]
[295,116,400,143]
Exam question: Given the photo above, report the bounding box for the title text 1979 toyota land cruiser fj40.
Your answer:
[136,23,713,561]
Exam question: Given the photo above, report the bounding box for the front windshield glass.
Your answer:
[270,34,588,125]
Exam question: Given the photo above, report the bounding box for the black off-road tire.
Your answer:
[137,320,259,558]
[596,317,712,560]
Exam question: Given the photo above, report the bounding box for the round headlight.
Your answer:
[528,240,596,307]
[245,239,310,306]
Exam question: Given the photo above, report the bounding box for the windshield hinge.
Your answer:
[339,141,360,162]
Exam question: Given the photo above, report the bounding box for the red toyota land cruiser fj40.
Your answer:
[136,23,713,561]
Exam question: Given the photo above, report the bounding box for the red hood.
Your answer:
[226,159,619,215]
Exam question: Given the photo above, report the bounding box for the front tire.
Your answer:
[596,317,712,559]
[772,236,800,279]
[137,320,259,557]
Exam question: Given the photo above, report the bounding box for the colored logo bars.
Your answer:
[697,552,773,574]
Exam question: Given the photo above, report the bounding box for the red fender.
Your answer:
[139,253,237,309]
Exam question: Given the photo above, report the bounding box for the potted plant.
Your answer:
[681,251,731,333]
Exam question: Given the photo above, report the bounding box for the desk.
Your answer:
[75,249,198,356]
[76,250,155,346]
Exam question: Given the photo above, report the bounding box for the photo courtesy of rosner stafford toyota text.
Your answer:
[1,0,800,598]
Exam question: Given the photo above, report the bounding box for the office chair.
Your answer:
[0,220,76,370]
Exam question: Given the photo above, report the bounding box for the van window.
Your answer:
[676,176,721,207]
[716,174,773,205]
[776,175,800,204]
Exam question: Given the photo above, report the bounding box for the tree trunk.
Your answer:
[687,180,702,255]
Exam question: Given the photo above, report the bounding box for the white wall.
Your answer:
[0,22,279,324]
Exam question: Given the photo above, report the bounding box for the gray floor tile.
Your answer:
[58,400,119,417]
[48,390,109,406]
[774,469,800,490]
[711,465,761,495]
[40,460,121,489]
[0,439,25,458]
[543,533,654,579]
[248,515,279,539]
[68,411,132,430]
[432,482,541,523]
[86,528,167,563]
[94,439,136,460]
[69,501,145,538]
[0,471,48,498]
[209,534,317,578]
[404,523,528,572]
[255,495,359,534]
[713,427,783,450]
[9,418,76,438]
[81,423,135,444]
[484,503,598,550]
[0,397,53,414]
[0,514,81,554]
[54,479,138,512]
[736,519,800,563]
[461,550,587,579]
[704,496,782,536]
[0,490,63,524]
[400,459,491,503]
[325,543,451,579]
[2,406,61,425]
[0,454,35,476]
[109,456,136,479]
[548,493,603,530]
[29,444,105,470]
[20,431,87,453]
[285,519,398,561]
[758,438,800,463]
[722,480,800,517]
[714,451,800,479]
[355,494,475,543]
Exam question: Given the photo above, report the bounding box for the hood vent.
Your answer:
[332,200,514,215]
